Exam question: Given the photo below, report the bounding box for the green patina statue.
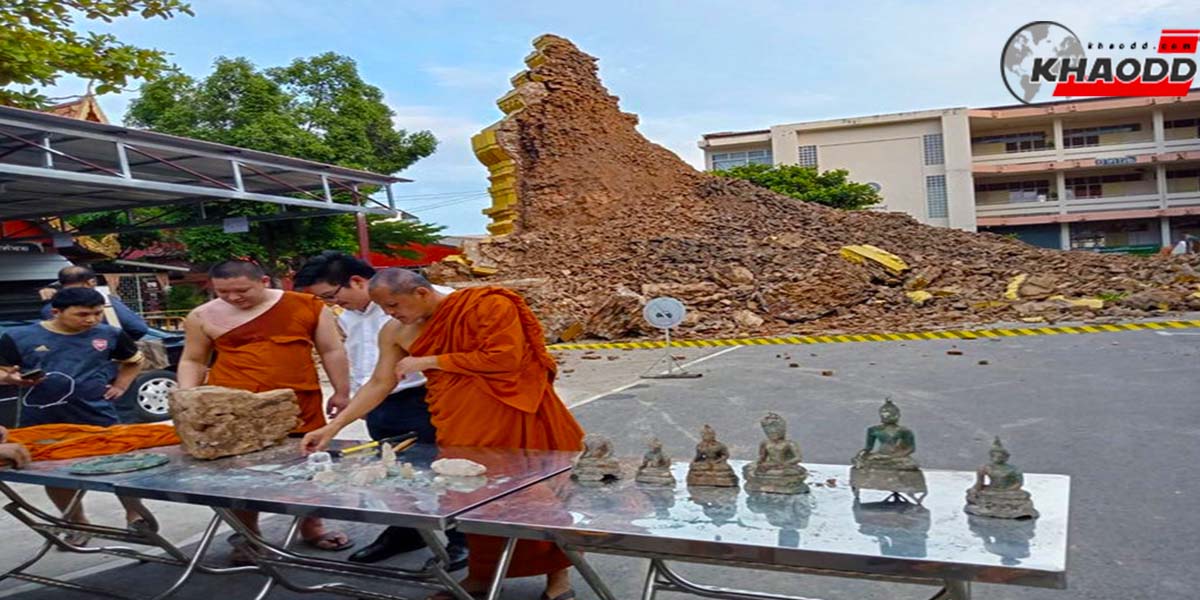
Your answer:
[853,399,919,471]
[964,437,1039,519]
[850,399,927,503]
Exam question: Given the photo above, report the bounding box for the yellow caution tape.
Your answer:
[545,320,1200,351]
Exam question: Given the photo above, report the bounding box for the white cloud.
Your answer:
[389,105,493,234]
[423,66,512,90]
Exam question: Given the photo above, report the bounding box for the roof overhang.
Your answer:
[0,105,407,228]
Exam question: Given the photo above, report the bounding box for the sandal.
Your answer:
[301,530,354,552]
[61,530,92,547]
[540,590,577,600]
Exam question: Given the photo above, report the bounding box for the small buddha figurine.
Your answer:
[571,434,622,482]
[964,437,1039,519]
[743,413,809,494]
[636,438,676,486]
[852,399,919,471]
[850,399,927,503]
[686,424,739,487]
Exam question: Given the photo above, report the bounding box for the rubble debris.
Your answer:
[947,350,964,356]
[452,34,1200,342]
[170,386,301,460]
[432,458,488,477]
[821,370,835,377]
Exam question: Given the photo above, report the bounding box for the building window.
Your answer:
[926,175,948,218]
[711,149,772,171]
[970,132,1049,153]
[796,145,818,168]
[1165,118,1200,137]
[1064,172,1141,199]
[974,179,1051,203]
[923,134,944,165]
[1062,123,1141,148]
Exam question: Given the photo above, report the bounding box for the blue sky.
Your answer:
[46,0,1200,234]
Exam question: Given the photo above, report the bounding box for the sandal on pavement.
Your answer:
[540,590,577,600]
[60,530,92,548]
[301,530,354,552]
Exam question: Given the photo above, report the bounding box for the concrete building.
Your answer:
[699,91,1200,252]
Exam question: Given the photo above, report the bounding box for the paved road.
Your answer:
[2,328,1196,599]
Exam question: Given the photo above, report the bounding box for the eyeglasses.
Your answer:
[315,285,344,301]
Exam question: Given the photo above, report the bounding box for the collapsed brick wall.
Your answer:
[440,34,1200,341]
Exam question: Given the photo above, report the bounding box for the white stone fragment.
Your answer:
[398,462,416,479]
[349,464,388,486]
[312,469,339,484]
[306,451,333,472]
[431,458,487,477]
[380,443,397,468]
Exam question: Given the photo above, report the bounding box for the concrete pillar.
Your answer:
[1060,222,1071,250]
[769,126,799,166]
[942,111,977,231]
[1161,216,1172,246]
[1156,163,1168,209]
[1153,109,1165,153]
[1052,118,1064,160]
[1056,171,1068,213]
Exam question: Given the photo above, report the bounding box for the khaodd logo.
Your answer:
[1002,21,1196,104]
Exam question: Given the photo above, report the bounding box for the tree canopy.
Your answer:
[118,53,440,270]
[715,163,882,210]
[0,0,193,108]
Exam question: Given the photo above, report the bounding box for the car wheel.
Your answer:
[120,370,177,423]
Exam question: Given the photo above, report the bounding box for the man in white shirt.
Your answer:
[294,252,466,568]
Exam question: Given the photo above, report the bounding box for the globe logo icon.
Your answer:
[1001,21,1086,104]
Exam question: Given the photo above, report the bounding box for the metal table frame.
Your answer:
[460,462,1069,600]
[0,481,256,600]
[0,442,577,600]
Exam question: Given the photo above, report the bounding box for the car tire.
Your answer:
[119,370,177,423]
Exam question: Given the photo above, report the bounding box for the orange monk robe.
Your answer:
[206,291,327,433]
[409,286,585,579]
[6,423,179,461]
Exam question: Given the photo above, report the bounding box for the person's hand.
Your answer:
[4,371,37,387]
[395,356,434,378]
[301,425,338,454]
[326,391,350,418]
[103,384,127,401]
[0,443,31,469]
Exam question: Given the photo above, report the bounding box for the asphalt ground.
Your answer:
[1,324,1197,599]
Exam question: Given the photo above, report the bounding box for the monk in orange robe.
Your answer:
[303,269,585,600]
[180,260,354,560]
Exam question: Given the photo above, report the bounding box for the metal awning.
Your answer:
[0,105,405,228]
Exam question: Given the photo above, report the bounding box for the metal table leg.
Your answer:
[483,537,517,600]
[0,482,242,600]
[561,547,617,600]
[640,559,660,600]
[932,579,972,600]
[215,508,472,600]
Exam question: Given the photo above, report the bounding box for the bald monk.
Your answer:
[303,269,585,600]
[179,260,354,560]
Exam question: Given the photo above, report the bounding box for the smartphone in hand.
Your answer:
[19,368,44,381]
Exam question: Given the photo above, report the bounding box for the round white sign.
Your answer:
[643,296,686,329]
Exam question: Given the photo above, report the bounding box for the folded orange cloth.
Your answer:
[6,423,180,462]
